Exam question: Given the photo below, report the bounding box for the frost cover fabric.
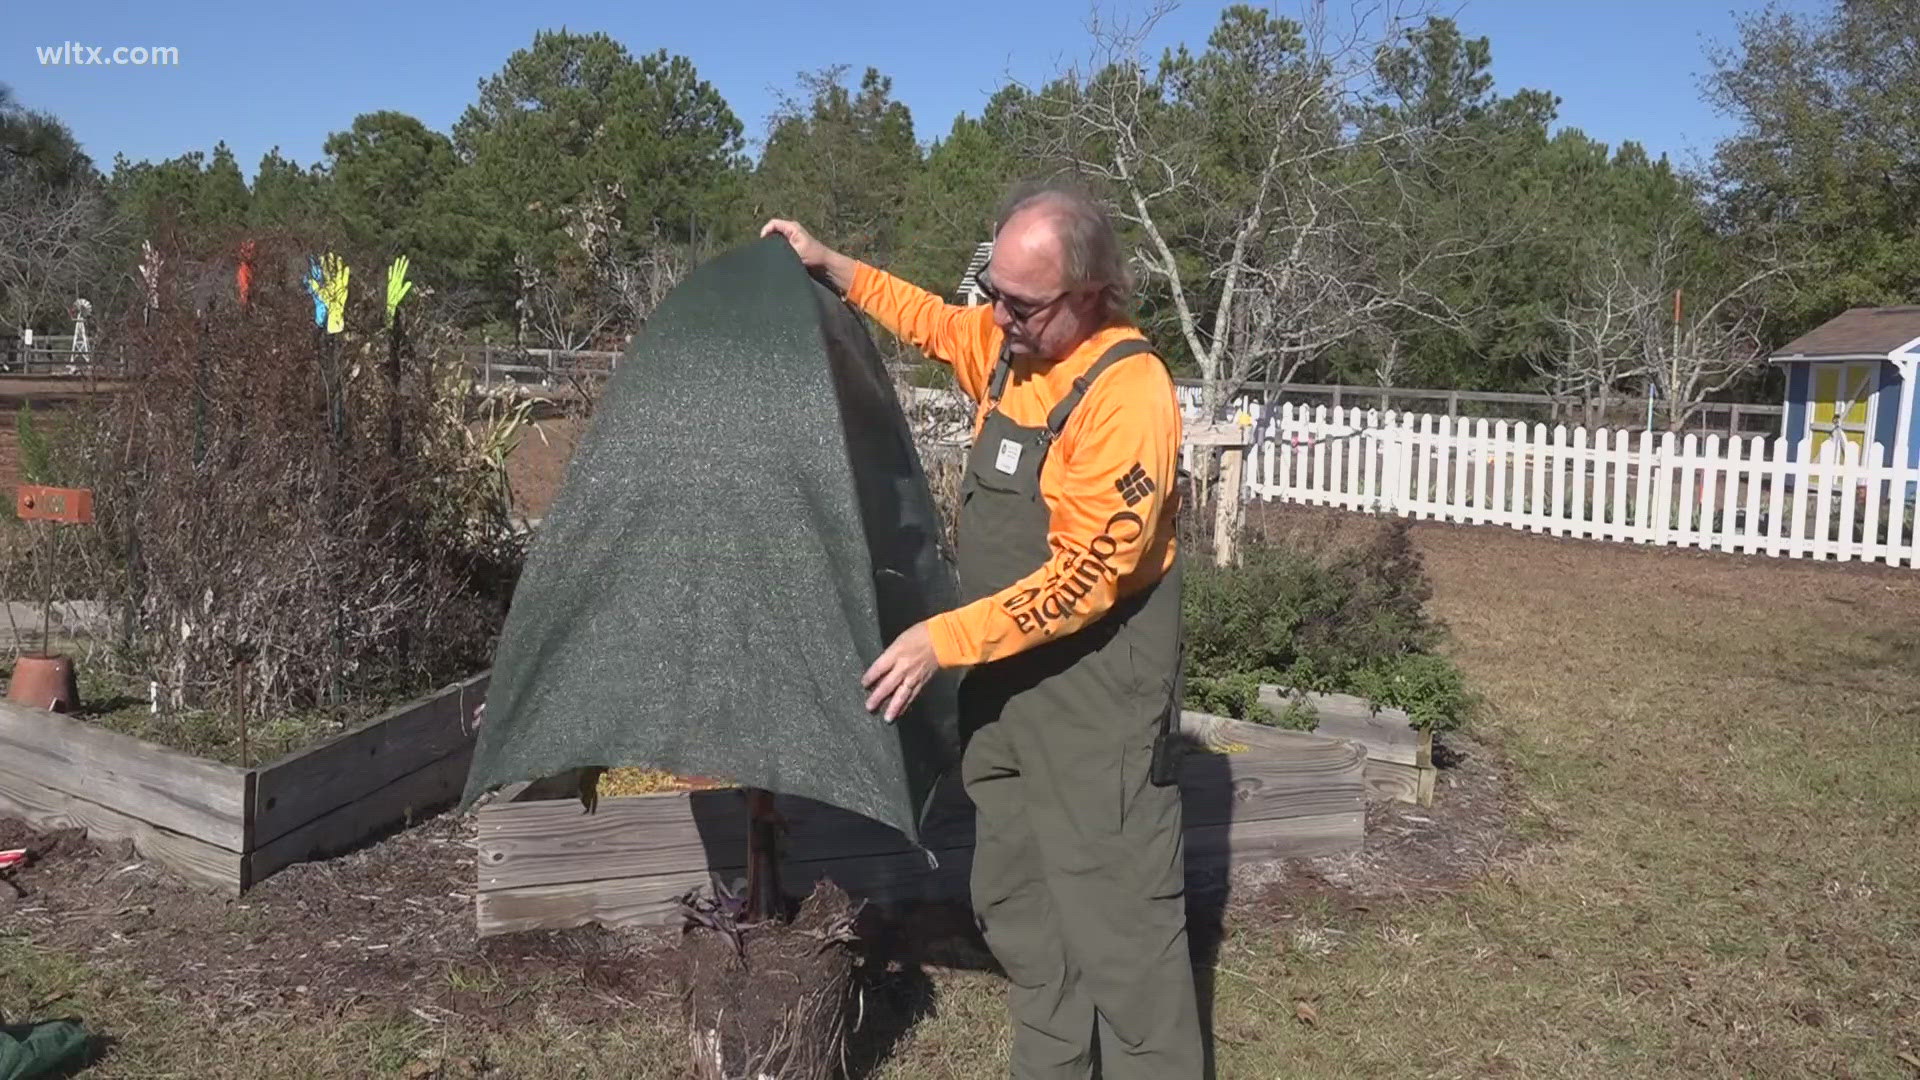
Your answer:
[460,237,963,844]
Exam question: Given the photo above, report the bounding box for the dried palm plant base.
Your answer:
[594,767,731,798]
[677,879,863,1080]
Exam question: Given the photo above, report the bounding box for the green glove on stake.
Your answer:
[384,255,413,328]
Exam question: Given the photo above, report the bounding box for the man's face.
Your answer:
[981,215,1099,360]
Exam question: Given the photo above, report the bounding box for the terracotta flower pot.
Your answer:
[7,653,79,713]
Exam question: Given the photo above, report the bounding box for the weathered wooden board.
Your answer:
[253,673,486,843]
[476,715,1369,936]
[0,700,248,848]
[247,745,475,886]
[479,785,961,893]
[479,723,1367,895]
[477,870,713,936]
[1179,709,1374,771]
[1363,759,1436,807]
[1258,685,1431,768]
[1185,811,1368,866]
[476,808,1366,936]
[0,761,245,892]
[0,668,486,892]
[477,844,977,937]
[478,765,1364,895]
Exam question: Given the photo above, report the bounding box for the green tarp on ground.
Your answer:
[460,237,962,844]
[0,1019,89,1080]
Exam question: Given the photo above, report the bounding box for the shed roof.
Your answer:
[1770,306,1920,361]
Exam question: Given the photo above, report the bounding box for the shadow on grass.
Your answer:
[1184,744,1234,1080]
[837,898,986,1078]
[841,957,939,1079]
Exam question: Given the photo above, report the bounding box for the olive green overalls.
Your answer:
[955,339,1203,1079]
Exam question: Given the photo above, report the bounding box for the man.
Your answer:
[762,182,1200,1079]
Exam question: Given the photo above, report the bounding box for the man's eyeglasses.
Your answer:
[977,272,1072,324]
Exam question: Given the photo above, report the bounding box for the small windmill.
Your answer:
[68,299,90,361]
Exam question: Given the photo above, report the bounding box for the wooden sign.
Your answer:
[16,485,93,524]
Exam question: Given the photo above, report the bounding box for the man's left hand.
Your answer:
[863,620,942,723]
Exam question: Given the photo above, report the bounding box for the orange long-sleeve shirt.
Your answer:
[847,262,1183,668]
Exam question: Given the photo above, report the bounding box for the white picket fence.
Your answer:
[1239,404,1920,568]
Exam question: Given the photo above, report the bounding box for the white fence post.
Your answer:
[1860,440,1887,564]
[1738,435,1763,555]
[1697,434,1719,549]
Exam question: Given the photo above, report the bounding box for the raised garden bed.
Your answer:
[0,670,487,893]
[474,712,1370,936]
[1259,685,1437,805]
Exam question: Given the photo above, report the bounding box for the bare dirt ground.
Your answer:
[499,414,586,523]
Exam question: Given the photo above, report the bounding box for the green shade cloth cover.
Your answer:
[460,237,962,844]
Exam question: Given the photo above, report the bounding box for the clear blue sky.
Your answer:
[7,0,1828,179]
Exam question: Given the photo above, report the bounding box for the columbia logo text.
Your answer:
[1115,463,1155,507]
[1006,511,1144,636]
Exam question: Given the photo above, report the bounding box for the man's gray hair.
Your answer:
[994,180,1133,317]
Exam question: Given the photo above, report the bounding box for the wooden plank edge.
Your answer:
[0,700,248,847]
[1178,711,1369,768]
[477,847,973,937]
[475,811,1365,936]
[1357,759,1439,806]
[1255,685,1428,767]
[245,745,473,889]
[475,750,1368,893]
[0,762,243,894]
[251,671,486,844]
[477,869,706,937]
[1363,760,1417,805]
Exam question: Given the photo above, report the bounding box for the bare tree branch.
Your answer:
[1015,0,1487,426]
[0,174,113,336]
[1537,221,1801,429]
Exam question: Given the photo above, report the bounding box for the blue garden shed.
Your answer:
[1772,306,1920,467]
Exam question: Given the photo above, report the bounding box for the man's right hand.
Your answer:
[760,219,857,294]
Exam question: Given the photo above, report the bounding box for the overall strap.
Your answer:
[986,343,1014,403]
[1043,338,1157,440]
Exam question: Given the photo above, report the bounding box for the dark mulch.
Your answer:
[0,807,675,1029]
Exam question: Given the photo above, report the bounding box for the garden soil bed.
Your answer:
[0,668,488,893]
[13,661,424,769]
